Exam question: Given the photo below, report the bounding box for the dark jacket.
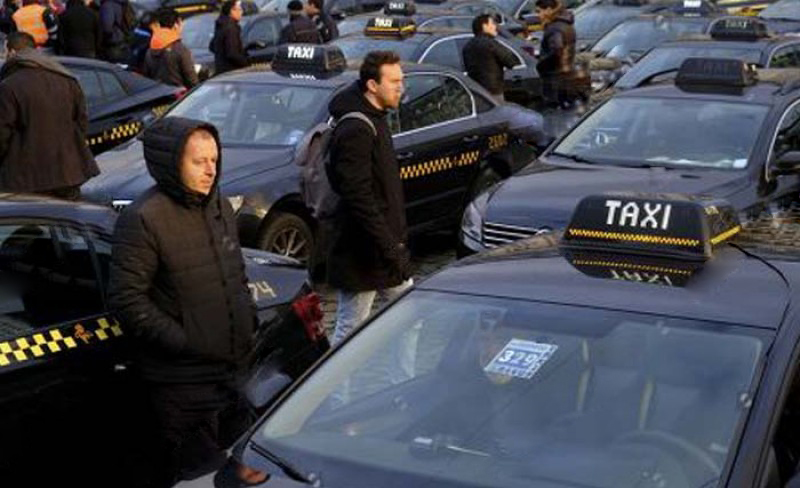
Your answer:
[59,2,102,58]
[327,82,409,291]
[279,13,321,44]
[462,33,518,95]
[0,48,98,192]
[144,39,198,88]
[313,11,338,42]
[210,15,249,75]
[537,10,576,76]
[99,0,125,45]
[108,116,257,383]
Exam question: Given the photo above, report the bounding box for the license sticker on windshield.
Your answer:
[484,339,558,380]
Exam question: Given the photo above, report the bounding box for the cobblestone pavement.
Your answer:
[316,232,458,334]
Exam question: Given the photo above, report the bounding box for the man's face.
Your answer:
[536,5,557,23]
[482,17,498,36]
[231,1,243,21]
[369,63,404,110]
[180,130,218,196]
[305,1,319,15]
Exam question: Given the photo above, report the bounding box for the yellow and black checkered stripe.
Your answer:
[151,104,171,118]
[571,259,695,276]
[400,149,481,180]
[87,121,144,148]
[567,228,701,247]
[174,4,210,13]
[0,317,123,368]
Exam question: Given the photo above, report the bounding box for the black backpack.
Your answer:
[295,112,376,220]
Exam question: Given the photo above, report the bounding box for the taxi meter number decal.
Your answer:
[484,339,558,380]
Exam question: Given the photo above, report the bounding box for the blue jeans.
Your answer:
[333,279,413,345]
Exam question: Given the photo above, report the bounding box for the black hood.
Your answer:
[0,48,76,82]
[485,161,750,229]
[141,116,222,207]
[328,81,386,120]
[553,10,574,26]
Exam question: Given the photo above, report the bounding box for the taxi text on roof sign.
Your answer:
[562,193,741,260]
[271,44,347,73]
[365,16,416,38]
[384,0,416,16]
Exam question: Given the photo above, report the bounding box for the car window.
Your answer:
[332,37,422,61]
[760,0,800,20]
[71,68,103,107]
[97,70,128,101]
[770,45,800,68]
[182,13,217,50]
[332,0,358,13]
[774,102,800,156]
[420,39,464,71]
[0,223,104,334]
[419,16,474,30]
[246,18,282,46]
[397,74,473,133]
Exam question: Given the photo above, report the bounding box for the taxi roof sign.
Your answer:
[709,17,768,41]
[365,16,417,37]
[384,0,416,16]
[675,57,757,91]
[563,194,741,260]
[565,251,704,287]
[271,44,346,73]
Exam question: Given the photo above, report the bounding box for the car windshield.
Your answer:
[167,82,329,146]
[331,37,422,61]
[182,14,217,50]
[615,45,763,89]
[759,0,800,20]
[592,18,708,60]
[337,17,371,37]
[553,97,769,169]
[255,291,767,488]
[575,7,643,42]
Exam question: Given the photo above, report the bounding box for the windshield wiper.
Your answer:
[250,442,315,485]
[550,151,602,165]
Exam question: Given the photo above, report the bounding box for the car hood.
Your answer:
[484,160,751,229]
[242,248,306,310]
[83,140,296,204]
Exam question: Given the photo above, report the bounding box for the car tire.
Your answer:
[258,211,314,262]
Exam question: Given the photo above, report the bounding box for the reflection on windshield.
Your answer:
[167,82,329,146]
[337,18,369,37]
[332,37,421,61]
[555,97,768,169]
[592,19,707,60]
[615,46,762,89]
[257,291,766,488]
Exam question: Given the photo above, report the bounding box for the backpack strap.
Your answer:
[337,111,377,136]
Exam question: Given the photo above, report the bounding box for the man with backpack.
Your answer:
[324,50,411,346]
[143,9,197,88]
[99,0,134,62]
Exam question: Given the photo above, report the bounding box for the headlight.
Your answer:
[228,195,245,213]
[461,192,490,243]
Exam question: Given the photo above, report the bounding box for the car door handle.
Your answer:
[397,152,415,161]
[462,135,481,143]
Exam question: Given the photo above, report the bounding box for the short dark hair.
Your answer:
[535,0,559,8]
[6,31,35,51]
[471,13,493,35]
[221,0,237,15]
[358,50,401,91]
[308,0,323,9]
[287,0,303,11]
[156,8,179,27]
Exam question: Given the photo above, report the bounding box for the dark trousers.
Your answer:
[144,379,255,488]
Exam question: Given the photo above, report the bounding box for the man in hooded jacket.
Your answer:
[0,31,98,199]
[210,0,249,75]
[535,0,579,106]
[108,116,257,487]
[143,9,198,88]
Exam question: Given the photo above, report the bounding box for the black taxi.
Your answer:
[459,58,800,253]
[331,17,545,107]
[0,194,322,485]
[184,193,800,488]
[82,44,546,262]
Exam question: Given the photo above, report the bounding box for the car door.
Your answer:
[768,43,800,69]
[388,72,486,229]
[243,16,284,66]
[0,221,131,482]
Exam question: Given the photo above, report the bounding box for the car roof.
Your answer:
[660,35,789,51]
[418,232,792,330]
[0,194,117,231]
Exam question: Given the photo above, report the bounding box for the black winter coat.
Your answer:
[537,10,576,76]
[327,83,409,291]
[279,13,321,44]
[313,11,338,42]
[0,49,98,192]
[108,116,257,383]
[463,34,518,95]
[143,39,199,88]
[59,3,102,58]
[210,15,249,75]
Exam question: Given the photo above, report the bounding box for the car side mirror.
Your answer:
[244,359,292,410]
[245,40,268,51]
[773,151,800,177]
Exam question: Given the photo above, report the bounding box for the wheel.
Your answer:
[257,211,314,262]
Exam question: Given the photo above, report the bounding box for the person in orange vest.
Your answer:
[12,0,58,50]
